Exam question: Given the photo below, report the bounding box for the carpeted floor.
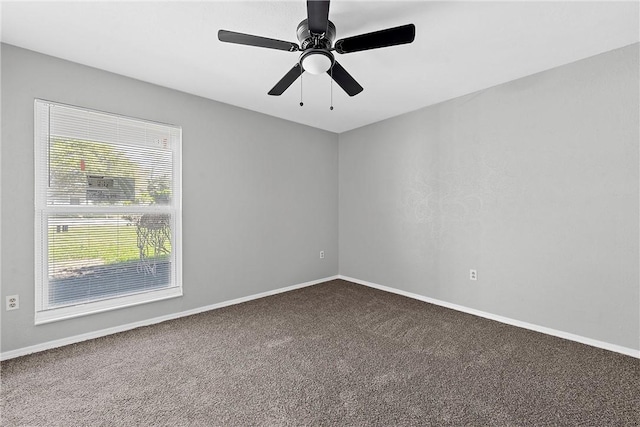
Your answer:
[1,279,638,426]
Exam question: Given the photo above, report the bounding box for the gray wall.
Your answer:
[339,44,639,350]
[2,42,638,355]
[1,44,339,353]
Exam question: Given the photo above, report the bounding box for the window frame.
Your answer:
[34,99,183,325]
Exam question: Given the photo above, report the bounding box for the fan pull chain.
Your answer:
[299,64,304,107]
[329,65,334,111]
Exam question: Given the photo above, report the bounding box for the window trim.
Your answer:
[34,99,183,324]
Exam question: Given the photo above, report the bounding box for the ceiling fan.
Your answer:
[218,0,415,98]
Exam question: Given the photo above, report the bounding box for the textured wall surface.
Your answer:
[339,44,639,350]
[1,44,339,353]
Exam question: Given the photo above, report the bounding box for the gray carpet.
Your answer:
[1,279,638,426]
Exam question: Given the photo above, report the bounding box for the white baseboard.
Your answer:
[339,275,640,359]
[0,275,339,361]
[4,274,637,361]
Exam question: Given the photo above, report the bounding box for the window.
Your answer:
[34,100,182,324]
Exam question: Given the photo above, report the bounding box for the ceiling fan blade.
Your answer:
[334,24,415,54]
[328,61,363,97]
[218,30,299,52]
[268,63,304,96]
[307,0,331,34]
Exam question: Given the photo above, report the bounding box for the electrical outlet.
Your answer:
[320,251,325,259]
[469,270,477,281]
[6,295,19,311]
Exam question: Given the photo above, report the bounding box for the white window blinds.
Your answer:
[34,100,182,324]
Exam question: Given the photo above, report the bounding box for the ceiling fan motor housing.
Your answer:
[297,19,336,50]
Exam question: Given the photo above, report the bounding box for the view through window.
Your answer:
[35,100,182,323]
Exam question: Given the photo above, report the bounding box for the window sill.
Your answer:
[34,286,183,325]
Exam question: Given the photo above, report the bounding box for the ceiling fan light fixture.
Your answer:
[300,50,333,75]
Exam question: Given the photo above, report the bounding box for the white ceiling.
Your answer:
[1,1,638,133]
